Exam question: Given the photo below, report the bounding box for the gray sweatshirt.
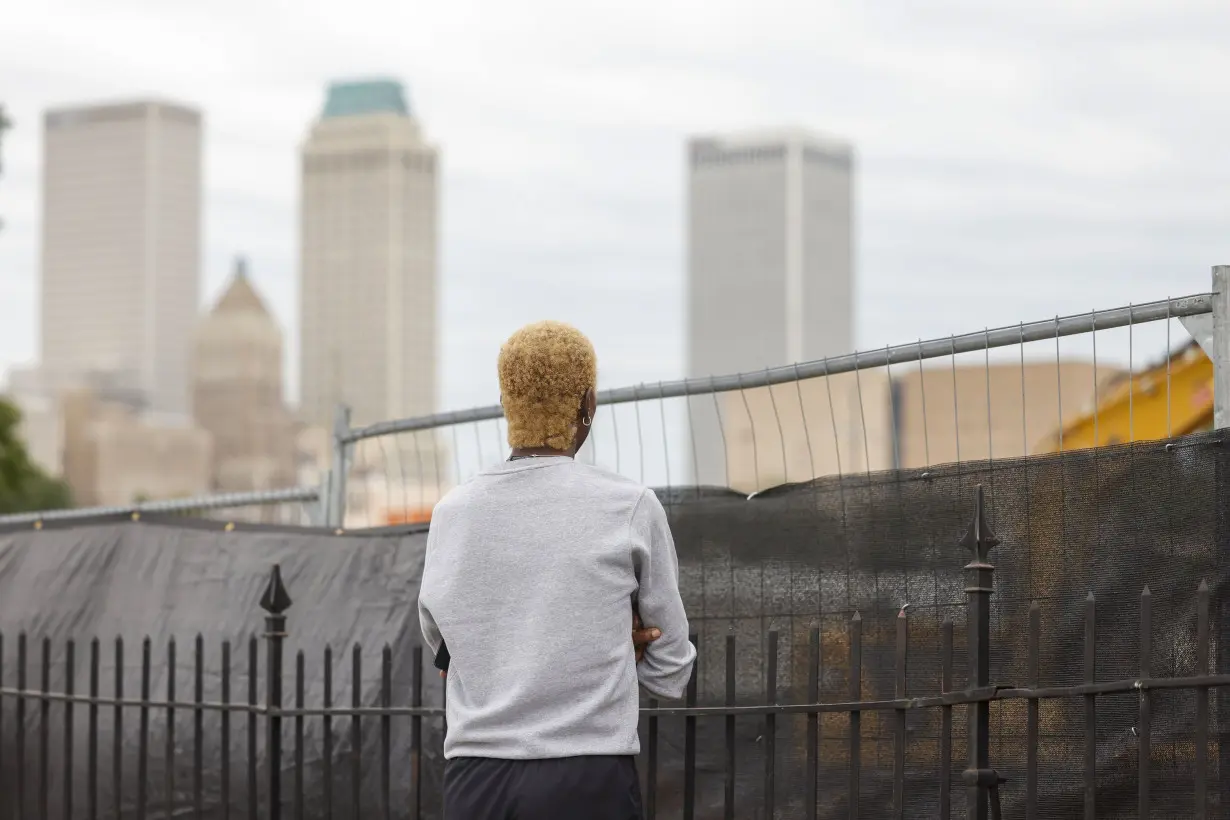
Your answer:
[418,456,695,760]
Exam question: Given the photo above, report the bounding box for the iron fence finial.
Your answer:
[259,564,293,615]
[960,484,1000,562]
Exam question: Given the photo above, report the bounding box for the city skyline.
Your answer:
[6,87,872,427]
[0,87,1205,413]
[2,1,1226,429]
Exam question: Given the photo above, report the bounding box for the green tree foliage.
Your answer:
[0,397,73,514]
[0,105,71,513]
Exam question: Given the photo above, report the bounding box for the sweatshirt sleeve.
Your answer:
[630,489,697,700]
[418,524,444,661]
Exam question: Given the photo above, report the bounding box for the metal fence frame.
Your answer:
[0,486,322,528]
[321,265,1230,527]
[4,267,1227,530]
[2,485,1227,819]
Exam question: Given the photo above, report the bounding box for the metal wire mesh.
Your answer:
[337,296,1208,527]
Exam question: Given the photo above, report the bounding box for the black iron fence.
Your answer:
[1,485,1228,819]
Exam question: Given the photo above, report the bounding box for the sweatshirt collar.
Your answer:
[479,456,574,476]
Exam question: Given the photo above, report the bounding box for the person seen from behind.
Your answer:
[418,321,696,820]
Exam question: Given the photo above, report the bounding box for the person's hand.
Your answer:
[632,606,661,663]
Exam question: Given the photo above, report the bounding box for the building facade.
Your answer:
[191,258,298,499]
[686,128,855,485]
[59,388,212,508]
[40,100,202,416]
[718,361,1119,495]
[298,79,438,431]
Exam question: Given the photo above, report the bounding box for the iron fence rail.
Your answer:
[1,488,1226,819]
[10,673,1228,718]
[342,293,1212,443]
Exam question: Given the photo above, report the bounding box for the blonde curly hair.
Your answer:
[498,321,598,451]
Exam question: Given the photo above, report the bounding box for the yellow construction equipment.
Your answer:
[1035,341,1213,453]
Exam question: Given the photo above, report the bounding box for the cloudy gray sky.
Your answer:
[2,0,1228,417]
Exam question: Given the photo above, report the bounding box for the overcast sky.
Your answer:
[2,0,1228,416]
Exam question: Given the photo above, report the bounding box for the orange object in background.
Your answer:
[384,507,433,526]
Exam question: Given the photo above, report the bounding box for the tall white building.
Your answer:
[298,79,439,430]
[685,128,854,486]
[40,100,203,416]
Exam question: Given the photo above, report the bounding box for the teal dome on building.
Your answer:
[321,79,411,119]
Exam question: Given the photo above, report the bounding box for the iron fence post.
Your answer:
[325,404,352,529]
[261,565,293,820]
[961,485,999,820]
[1211,265,1230,814]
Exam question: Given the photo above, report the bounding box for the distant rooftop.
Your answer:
[690,126,852,155]
[321,79,410,120]
[44,99,202,129]
[211,256,270,316]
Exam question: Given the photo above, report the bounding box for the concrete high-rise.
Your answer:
[298,79,438,430]
[687,128,854,376]
[40,100,202,416]
[685,128,854,486]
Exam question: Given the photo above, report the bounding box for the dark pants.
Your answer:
[444,755,644,820]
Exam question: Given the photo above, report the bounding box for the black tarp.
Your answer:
[2,431,1229,819]
[653,432,1230,819]
[0,518,445,819]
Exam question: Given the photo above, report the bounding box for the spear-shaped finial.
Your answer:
[259,564,293,615]
[959,484,1000,562]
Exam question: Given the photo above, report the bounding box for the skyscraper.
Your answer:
[192,257,297,499]
[685,128,854,485]
[298,79,439,430]
[40,100,203,415]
